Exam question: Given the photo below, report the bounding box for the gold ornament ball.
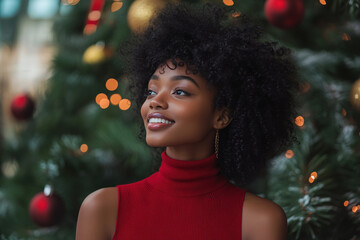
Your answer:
[127,0,168,34]
[83,45,106,64]
[350,78,360,112]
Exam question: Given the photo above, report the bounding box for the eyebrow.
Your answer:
[150,74,200,88]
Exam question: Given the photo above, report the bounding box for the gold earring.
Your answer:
[215,129,219,159]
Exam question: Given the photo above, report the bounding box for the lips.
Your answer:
[147,112,175,123]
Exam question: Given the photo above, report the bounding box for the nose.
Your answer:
[149,91,168,109]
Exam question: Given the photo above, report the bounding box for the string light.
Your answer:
[96,93,107,105]
[106,78,118,91]
[112,0,123,12]
[308,176,314,183]
[110,94,122,105]
[119,99,131,110]
[308,171,318,183]
[223,0,234,6]
[62,0,80,5]
[232,11,241,18]
[310,171,317,178]
[319,0,326,5]
[295,116,304,127]
[100,98,110,109]
[285,149,294,158]
[80,144,88,153]
[352,205,358,213]
[344,200,349,207]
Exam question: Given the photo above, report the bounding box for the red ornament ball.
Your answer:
[29,192,65,227]
[10,93,35,121]
[264,0,305,29]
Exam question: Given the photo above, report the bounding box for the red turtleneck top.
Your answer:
[112,151,247,240]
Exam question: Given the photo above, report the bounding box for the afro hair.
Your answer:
[119,1,301,186]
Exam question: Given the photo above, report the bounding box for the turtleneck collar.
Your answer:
[146,151,229,197]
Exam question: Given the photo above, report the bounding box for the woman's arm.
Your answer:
[242,192,288,240]
[76,187,118,240]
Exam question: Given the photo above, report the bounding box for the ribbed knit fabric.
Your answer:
[112,151,247,240]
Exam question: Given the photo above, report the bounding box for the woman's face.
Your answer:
[140,59,219,151]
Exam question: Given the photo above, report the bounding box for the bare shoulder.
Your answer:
[242,192,287,240]
[76,187,118,240]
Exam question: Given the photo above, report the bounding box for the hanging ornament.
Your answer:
[83,0,106,35]
[83,41,110,64]
[349,78,360,112]
[29,185,65,227]
[10,93,35,121]
[127,0,167,34]
[264,0,305,29]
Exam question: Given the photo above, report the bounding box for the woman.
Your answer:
[76,2,300,240]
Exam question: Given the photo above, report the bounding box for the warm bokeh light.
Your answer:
[80,144,88,153]
[308,177,314,183]
[285,149,294,158]
[88,10,101,21]
[223,0,234,6]
[84,24,97,35]
[1,160,18,178]
[111,1,123,12]
[310,171,317,179]
[352,206,358,213]
[100,98,110,109]
[342,108,347,116]
[110,94,122,105]
[344,201,349,207]
[319,0,326,5]
[96,93,108,105]
[119,99,131,110]
[106,78,118,91]
[295,116,304,126]
[301,81,311,93]
[62,0,80,5]
[232,11,241,18]
[342,33,351,41]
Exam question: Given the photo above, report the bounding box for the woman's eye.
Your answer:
[145,89,156,96]
[174,89,190,96]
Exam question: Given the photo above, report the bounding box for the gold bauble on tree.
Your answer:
[82,41,113,64]
[83,42,106,64]
[127,0,169,34]
[349,78,360,112]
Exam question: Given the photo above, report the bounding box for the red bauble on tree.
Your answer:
[264,0,305,29]
[10,93,35,121]
[29,185,65,227]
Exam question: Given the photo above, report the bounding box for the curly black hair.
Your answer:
[119,1,301,186]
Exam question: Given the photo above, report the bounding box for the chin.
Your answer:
[146,138,166,147]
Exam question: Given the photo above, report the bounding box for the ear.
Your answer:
[213,107,232,130]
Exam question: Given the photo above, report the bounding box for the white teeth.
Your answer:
[149,118,174,124]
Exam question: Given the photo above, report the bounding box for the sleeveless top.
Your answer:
[112,151,247,240]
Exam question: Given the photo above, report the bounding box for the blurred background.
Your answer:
[0,0,360,239]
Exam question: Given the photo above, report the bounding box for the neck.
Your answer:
[165,132,216,161]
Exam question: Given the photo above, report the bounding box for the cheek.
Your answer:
[176,101,213,127]
[140,101,148,121]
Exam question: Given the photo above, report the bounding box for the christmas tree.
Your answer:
[0,0,359,239]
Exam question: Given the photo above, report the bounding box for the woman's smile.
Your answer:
[147,112,175,130]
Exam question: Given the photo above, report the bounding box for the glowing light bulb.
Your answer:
[80,144,88,153]
[119,99,131,110]
[106,78,118,91]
